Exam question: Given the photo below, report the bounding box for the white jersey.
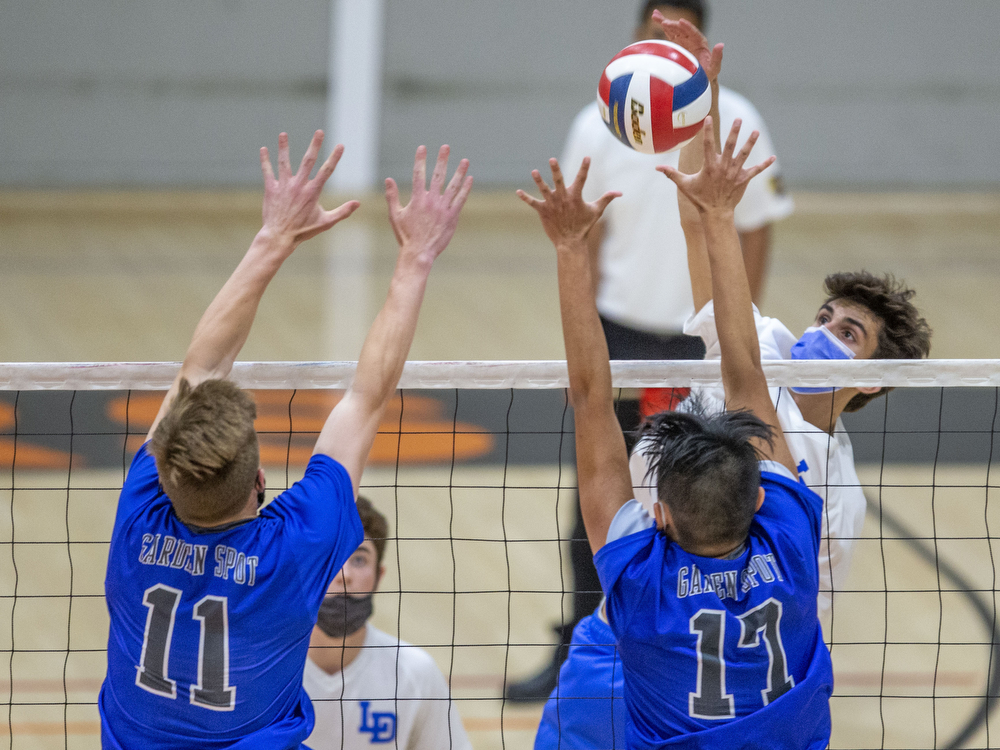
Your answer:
[561,87,794,335]
[303,624,472,750]
[629,301,867,616]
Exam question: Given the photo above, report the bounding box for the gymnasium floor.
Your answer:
[1,190,999,749]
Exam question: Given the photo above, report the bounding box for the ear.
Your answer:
[255,468,266,491]
[653,500,672,532]
[375,564,386,590]
[856,385,882,396]
[755,485,765,512]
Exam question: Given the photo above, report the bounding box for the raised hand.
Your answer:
[259,131,360,248]
[652,9,723,82]
[658,117,775,214]
[385,145,473,264]
[516,158,620,248]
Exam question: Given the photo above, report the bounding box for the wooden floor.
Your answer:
[2,190,1000,749]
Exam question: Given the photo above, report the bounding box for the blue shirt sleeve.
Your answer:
[262,454,364,606]
[593,525,659,637]
[114,443,163,533]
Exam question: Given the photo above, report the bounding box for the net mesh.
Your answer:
[2,360,999,750]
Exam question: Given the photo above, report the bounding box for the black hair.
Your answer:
[638,0,708,30]
[638,403,771,551]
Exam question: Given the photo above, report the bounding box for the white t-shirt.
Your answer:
[561,87,794,335]
[303,624,472,750]
[629,301,868,616]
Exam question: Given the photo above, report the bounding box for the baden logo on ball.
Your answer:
[598,39,711,154]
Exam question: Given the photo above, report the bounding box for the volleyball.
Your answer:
[597,39,711,154]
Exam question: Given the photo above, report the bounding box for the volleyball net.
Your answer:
[2,360,999,750]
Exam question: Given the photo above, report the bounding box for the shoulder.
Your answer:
[758,465,824,541]
[263,454,354,518]
[114,443,169,529]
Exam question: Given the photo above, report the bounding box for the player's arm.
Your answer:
[660,120,796,473]
[657,12,722,315]
[313,146,473,495]
[677,83,719,315]
[145,131,359,442]
[518,159,627,554]
[738,225,770,305]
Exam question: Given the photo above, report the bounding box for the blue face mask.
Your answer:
[788,326,855,394]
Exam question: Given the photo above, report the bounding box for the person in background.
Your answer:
[304,497,473,750]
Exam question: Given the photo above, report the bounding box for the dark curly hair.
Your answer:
[638,402,772,551]
[639,0,708,30]
[823,272,932,412]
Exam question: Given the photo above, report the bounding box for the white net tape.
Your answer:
[0,359,998,390]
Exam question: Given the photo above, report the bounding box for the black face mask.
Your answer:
[316,594,373,638]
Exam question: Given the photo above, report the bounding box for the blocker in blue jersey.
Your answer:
[520,81,832,746]
[534,608,627,750]
[97,133,473,749]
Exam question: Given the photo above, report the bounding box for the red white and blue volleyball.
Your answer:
[598,40,711,154]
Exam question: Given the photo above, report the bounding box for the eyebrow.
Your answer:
[820,304,868,338]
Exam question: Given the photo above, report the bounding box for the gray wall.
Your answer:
[3,0,999,188]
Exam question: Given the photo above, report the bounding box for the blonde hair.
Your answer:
[150,379,259,524]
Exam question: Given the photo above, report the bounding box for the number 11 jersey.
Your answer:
[594,463,834,750]
[99,444,363,749]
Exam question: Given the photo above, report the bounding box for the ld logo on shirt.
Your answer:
[359,702,396,743]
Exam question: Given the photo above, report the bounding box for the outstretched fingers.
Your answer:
[444,158,470,205]
[657,164,687,190]
[531,169,553,199]
[412,145,428,196]
[593,190,621,214]
[731,130,760,173]
[721,119,742,162]
[260,146,275,185]
[744,154,776,181]
[549,159,567,193]
[707,43,724,80]
[430,145,450,194]
[702,116,717,164]
[298,130,324,180]
[571,157,592,195]
[314,143,345,187]
[277,132,292,180]
[452,173,474,211]
[327,199,361,225]
[515,188,543,211]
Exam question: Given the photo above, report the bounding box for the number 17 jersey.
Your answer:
[99,444,363,749]
[594,464,834,750]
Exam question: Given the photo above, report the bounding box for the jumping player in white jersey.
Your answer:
[98,132,473,750]
[304,497,472,750]
[520,111,835,746]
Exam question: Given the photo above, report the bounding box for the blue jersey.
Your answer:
[594,466,834,750]
[534,609,626,750]
[99,444,363,750]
